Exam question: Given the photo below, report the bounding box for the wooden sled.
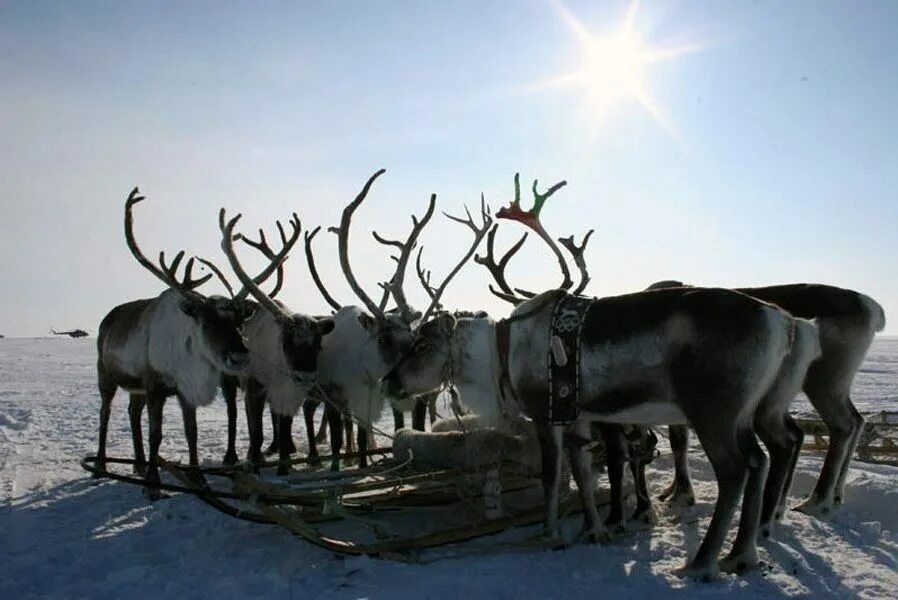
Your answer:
[796,410,898,466]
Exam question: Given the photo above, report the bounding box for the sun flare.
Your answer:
[533,1,705,135]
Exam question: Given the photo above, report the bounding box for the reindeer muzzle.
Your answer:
[293,370,318,385]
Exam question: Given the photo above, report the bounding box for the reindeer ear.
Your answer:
[180,300,199,318]
[240,302,259,322]
[317,318,336,336]
[357,312,376,332]
[430,313,456,338]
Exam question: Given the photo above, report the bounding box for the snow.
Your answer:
[1,337,897,599]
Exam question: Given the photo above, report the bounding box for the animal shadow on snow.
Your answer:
[0,476,307,598]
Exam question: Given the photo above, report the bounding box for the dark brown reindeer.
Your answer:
[380,173,821,580]
[643,279,886,519]
[96,188,252,497]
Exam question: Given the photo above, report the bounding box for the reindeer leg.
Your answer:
[756,412,802,538]
[144,393,166,501]
[598,424,627,533]
[277,415,294,476]
[326,403,343,472]
[776,415,804,520]
[344,416,355,455]
[244,380,265,472]
[834,400,865,505]
[315,411,328,444]
[128,393,147,476]
[428,393,438,426]
[537,424,566,540]
[177,395,199,467]
[412,398,427,431]
[660,425,695,506]
[569,421,607,543]
[221,376,239,465]
[719,429,768,574]
[96,368,116,476]
[796,387,853,515]
[264,406,279,456]
[678,420,749,582]
[357,425,369,469]
[393,408,405,431]
[629,428,657,525]
[303,400,321,466]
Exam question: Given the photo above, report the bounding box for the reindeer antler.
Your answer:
[124,187,212,296]
[496,173,572,291]
[304,226,342,312]
[331,169,390,321]
[474,224,536,305]
[417,196,493,326]
[415,246,441,310]
[558,229,594,296]
[233,212,300,301]
[372,193,436,323]
[219,209,298,323]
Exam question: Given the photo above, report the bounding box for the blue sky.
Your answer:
[1,1,896,336]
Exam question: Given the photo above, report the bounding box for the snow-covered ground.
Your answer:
[1,337,897,599]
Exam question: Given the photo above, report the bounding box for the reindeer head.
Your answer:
[218,208,337,387]
[279,313,336,385]
[380,312,457,408]
[124,187,251,376]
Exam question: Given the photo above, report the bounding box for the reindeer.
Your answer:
[194,210,298,466]
[379,174,822,580]
[96,188,254,497]
[642,280,886,517]
[296,177,430,468]
[298,170,492,470]
[212,209,336,475]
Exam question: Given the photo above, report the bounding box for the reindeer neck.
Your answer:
[450,317,510,426]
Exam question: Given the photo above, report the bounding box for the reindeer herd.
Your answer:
[94,171,885,581]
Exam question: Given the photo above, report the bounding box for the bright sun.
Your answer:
[533,1,704,135]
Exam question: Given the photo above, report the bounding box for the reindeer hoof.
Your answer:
[307,453,321,467]
[632,508,657,526]
[143,485,166,502]
[330,459,341,472]
[264,442,278,456]
[676,562,719,582]
[222,452,238,466]
[759,522,773,540]
[794,497,833,518]
[719,550,760,575]
[659,483,695,507]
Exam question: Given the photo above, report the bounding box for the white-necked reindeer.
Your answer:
[97,188,253,497]
[380,174,822,580]
[215,209,336,474]
[296,170,431,468]
[298,170,492,470]
[643,280,886,517]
